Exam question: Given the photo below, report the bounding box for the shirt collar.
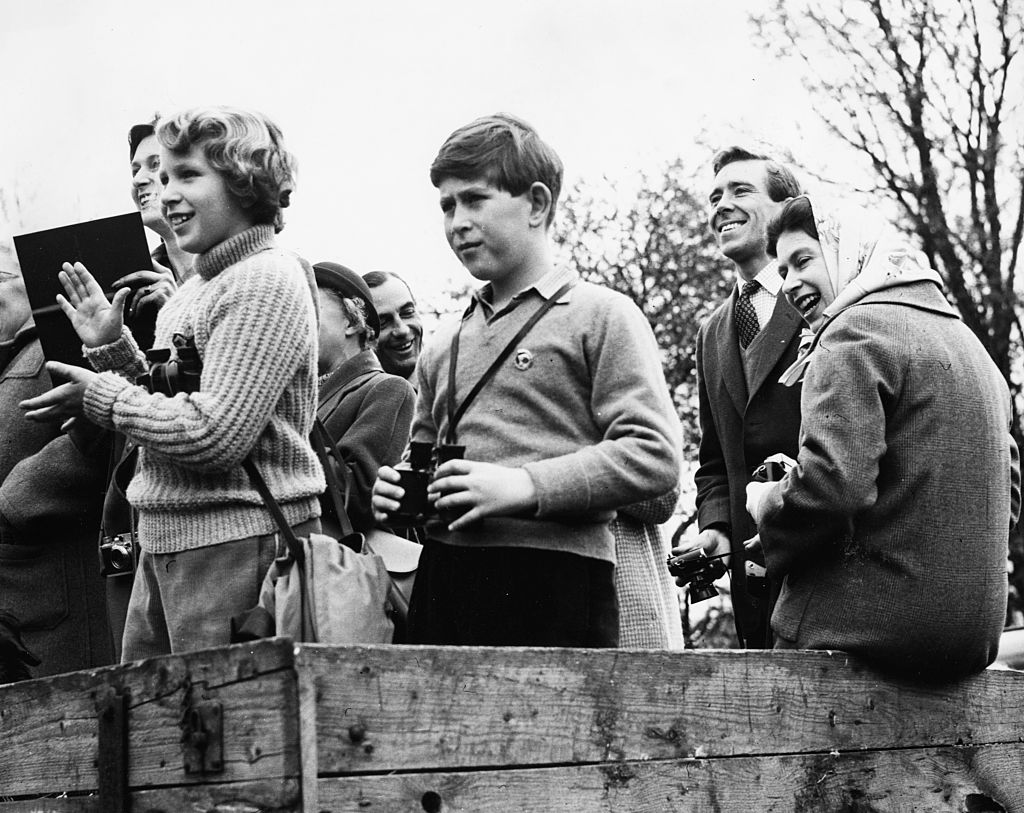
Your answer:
[469,266,577,319]
[735,260,783,297]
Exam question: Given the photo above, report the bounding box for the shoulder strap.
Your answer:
[313,418,411,619]
[446,280,574,444]
[242,458,308,564]
[310,418,358,541]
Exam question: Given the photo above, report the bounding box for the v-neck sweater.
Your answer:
[412,272,682,563]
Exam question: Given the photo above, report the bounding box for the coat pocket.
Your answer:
[0,544,69,630]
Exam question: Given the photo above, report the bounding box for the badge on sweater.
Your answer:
[513,349,533,371]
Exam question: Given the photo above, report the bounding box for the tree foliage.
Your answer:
[755,0,1024,393]
[754,0,1024,624]
[553,159,730,457]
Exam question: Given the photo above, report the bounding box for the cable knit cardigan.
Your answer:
[82,225,324,553]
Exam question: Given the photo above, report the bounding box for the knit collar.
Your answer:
[193,224,276,281]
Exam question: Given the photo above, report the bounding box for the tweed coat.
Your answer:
[758,281,1020,680]
[317,349,415,534]
[694,285,803,647]
[0,334,113,676]
[613,487,684,649]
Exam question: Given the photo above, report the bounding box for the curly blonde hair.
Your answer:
[157,106,296,233]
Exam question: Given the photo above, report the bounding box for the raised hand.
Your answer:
[57,261,130,348]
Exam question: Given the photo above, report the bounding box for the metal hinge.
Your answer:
[181,700,224,774]
[96,686,131,813]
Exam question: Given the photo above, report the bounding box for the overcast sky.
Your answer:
[0,0,856,304]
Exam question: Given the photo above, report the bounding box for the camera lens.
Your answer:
[149,365,168,396]
[108,544,133,572]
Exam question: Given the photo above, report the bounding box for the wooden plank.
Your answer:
[0,778,302,812]
[0,639,301,800]
[296,649,322,813]
[300,645,1024,774]
[316,744,1024,813]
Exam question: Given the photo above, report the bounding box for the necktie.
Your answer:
[736,280,761,349]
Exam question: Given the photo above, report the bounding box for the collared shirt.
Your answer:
[472,265,576,323]
[735,261,784,329]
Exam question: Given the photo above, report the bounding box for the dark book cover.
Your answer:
[14,213,155,367]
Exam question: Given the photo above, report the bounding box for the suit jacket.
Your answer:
[317,350,416,534]
[694,285,803,646]
[758,281,1020,680]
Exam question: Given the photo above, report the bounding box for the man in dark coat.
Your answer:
[678,147,803,648]
[0,248,112,679]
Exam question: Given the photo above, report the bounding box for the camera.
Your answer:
[666,548,729,602]
[388,442,465,527]
[745,454,796,596]
[136,332,202,396]
[751,454,794,484]
[99,533,137,577]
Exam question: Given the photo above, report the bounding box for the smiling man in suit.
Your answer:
[677,147,803,648]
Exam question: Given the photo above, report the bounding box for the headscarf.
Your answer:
[779,196,944,386]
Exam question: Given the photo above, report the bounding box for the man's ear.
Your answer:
[527,182,553,228]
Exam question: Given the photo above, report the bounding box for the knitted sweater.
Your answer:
[82,225,324,554]
[412,267,682,564]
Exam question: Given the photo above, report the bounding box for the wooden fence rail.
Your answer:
[1,639,1021,812]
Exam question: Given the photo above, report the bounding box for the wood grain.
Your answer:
[0,639,300,800]
[299,646,1024,774]
[3,641,1023,812]
[315,744,1024,812]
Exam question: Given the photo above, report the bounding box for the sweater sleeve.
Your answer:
[81,255,315,471]
[757,315,893,577]
[523,296,682,516]
[83,326,148,381]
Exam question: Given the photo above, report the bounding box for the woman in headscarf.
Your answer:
[744,195,1019,681]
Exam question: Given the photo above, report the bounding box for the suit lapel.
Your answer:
[745,295,801,402]
[716,290,748,416]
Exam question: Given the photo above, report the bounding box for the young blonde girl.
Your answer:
[23,107,323,659]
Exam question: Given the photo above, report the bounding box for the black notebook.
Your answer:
[14,213,154,367]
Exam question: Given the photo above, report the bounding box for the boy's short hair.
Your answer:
[711,146,801,203]
[156,106,297,233]
[766,195,819,257]
[429,113,563,227]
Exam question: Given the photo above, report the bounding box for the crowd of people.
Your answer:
[0,106,1017,684]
